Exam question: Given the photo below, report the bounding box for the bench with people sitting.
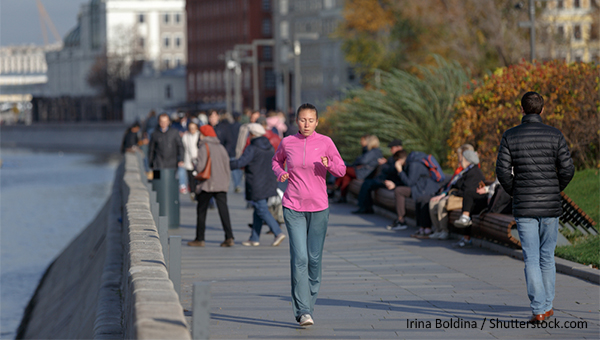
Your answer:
[345,141,596,249]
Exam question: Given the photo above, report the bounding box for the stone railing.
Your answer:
[120,152,190,339]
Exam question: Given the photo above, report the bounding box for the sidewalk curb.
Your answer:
[349,198,600,285]
[472,238,600,284]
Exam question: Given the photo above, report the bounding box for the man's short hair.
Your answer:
[393,150,407,161]
[158,112,170,121]
[521,92,544,114]
[296,103,318,119]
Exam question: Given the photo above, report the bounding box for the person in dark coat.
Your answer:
[230,123,287,247]
[496,91,574,324]
[449,150,488,247]
[148,113,184,169]
[208,110,235,157]
[335,135,384,202]
[385,150,440,232]
[353,139,403,214]
[121,123,140,153]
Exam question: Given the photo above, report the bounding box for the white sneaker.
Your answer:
[272,233,286,246]
[437,231,449,240]
[299,314,314,327]
[241,240,259,247]
[454,215,472,227]
[429,232,440,239]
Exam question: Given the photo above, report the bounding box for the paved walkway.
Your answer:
[170,189,599,339]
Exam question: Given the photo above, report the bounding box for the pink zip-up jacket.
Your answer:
[272,132,346,212]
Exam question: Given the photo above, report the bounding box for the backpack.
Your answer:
[420,154,445,183]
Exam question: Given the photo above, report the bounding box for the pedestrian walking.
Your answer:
[182,121,200,199]
[188,125,235,247]
[272,103,346,327]
[496,91,574,324]
[148,113,184,170]
[230,123,286,247]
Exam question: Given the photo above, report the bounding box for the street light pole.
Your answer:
[225,50,233,114]
[518,0,552,62]
[291,32,319,110]
[251,39,275,111]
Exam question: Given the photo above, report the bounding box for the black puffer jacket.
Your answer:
[496,114,574,217]
[230,136,277,201]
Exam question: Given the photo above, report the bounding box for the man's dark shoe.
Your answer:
[220,238,234,247]
[352,208,374,214]
[529,314,545,324]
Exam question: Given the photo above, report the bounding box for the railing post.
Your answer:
[192,282,211,340]
[168,235,182,299]
[158,216,168,264]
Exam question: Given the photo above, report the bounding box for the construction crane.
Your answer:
[36,0,62,46]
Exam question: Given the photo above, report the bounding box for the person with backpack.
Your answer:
[384,150,441,233]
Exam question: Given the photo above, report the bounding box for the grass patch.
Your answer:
[563,168,599,226]
[556,168,599,267]
[555,235,600,268]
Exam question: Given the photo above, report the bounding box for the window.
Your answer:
[175,13,181,24]
[262,19,272,35]
[164,58,170,69]
[164,35,170,47]
[176,57,182,67]
[188,74,195,91]
[175,36,181,48]
[574,25,582,40]
[164,13,170,24]
[280,0,288,15]
[591,23,599,40]
[574,0,580,8]
[139,37,145,48]
[557,25,565,38]
[557,1,563,8]
[138,13,145,23]
[165,84,172,99]
[265,69,276,89]
[280,21,289,39]
[262,0,271,11]
[263,46,272,60]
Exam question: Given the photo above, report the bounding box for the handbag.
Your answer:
[445,190,463,211]
[194,144,212,181]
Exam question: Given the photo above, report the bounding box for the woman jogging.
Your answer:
[272,103,346,327]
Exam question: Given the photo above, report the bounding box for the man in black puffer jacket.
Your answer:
[496,91,574,324]
[148,113,184,169]
[230,123,287,247]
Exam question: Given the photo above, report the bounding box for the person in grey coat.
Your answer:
[230,123,286,247]
[496,91,574,324]
[187,125,235,247]
[148,113,184,169]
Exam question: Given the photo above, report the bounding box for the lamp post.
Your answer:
[292,32,319,109]
[518,0,552,61]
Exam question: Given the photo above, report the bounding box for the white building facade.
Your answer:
[45,0,186,97]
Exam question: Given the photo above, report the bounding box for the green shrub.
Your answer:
[320,55,470,163]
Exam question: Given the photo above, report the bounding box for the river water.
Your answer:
[0,148,119,339]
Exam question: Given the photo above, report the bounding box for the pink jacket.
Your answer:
[272,132,346,212]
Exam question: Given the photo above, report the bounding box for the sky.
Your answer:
[1,0,90,46]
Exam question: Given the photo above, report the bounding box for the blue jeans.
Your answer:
[249,199,282,242]
[515,216,559,315]
[284,207,329,321]
[230,157,243,189]
[177,166,187,188]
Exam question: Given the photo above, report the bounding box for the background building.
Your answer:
[273,0,360,113]
[541,0,600,62]
[186,0,275,111]
[45,0,187,98]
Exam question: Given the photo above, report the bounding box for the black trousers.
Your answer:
[195,191,234,241]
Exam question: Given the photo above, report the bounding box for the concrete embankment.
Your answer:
[1,123,128,154]
[17,152,190,339]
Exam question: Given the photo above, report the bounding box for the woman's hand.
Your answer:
[384,180,396,190]
[430,194,445,203]
[280,173,289,182]
[321,156,329,168]
[394,159,403,173]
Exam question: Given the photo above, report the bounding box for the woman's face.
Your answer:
[188,123,198,134]
[460,154,470,168]
[296,109,318,137]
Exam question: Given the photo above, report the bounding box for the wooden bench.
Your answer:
[348,179,596,248]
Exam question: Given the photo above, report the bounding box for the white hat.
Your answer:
[247,123,266,137]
